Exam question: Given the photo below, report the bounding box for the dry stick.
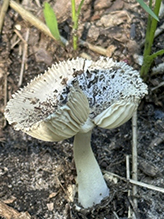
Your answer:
[132,111,138,219]
[113,211,120,219]
[126,155,133,219]
[56,177,74,203]
[129,179,164,193]
[11,38,21,49]
[0,0,10,33]
[14,29,27,44]
[79,40,110,56]
[104,171,164,193]
[3,73,8,127]
[151,81,164,91]
[18,28,30,86]
[126,156,141,219]
[35,0,41,8]
[0,200,31,219]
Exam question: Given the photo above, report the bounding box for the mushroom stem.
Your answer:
[73,130,109,208]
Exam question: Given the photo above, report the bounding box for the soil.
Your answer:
[0,0,164,218]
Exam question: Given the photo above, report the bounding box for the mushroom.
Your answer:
[5,57,148,208]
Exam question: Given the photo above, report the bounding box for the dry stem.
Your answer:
[0,200,31,219]
[104,171,164,193]
[126,155,133,218]
[132,111,138,217]
[0,0,10,33]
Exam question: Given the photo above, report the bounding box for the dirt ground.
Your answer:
[0,0,164,218]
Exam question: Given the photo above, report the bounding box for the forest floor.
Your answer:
[0,0,164,218]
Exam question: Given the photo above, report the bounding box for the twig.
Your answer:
[0,200,31,219]
[11,38,21,49]
[3,72,8,127]
[132,111,138,219]
[151,81,164,91]
[35,0,41,8]
[104,171,164,193]
[126,155,133,219]
[14,29,27,44]
[128,196,140,219]
[113,211,120,219]
[18,28,30,86]
[0,0,10,33]
[56,177,74,202]
[79,39,113,56]
[126,155,130,181]
[129,179,164,193]
[132,112,138,192]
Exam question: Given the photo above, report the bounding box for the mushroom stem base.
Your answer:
[73,130,109,208]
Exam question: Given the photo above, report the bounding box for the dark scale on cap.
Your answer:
[73,69,84,77]
[61,77,68,85]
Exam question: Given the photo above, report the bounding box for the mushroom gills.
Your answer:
[93,99,138,129]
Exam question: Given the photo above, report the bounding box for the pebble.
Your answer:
[94,0,112,11]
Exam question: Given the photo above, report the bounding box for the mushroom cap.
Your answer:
[5,57,147,141]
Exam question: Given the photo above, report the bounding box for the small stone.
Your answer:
[97,11,131,28]
[94,0,112,11]
[87,25,100,41]
[138,158,160,177]
[47,202,54,211]
[34,48,52,65]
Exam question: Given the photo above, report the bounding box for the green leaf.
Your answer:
[137,0,159,21]
[43,2,61,41]
[77,0,85,18]
[151,49,164,59]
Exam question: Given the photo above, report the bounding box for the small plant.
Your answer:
[137,0,159,20]
[43,1,84,50]
[71,0,85,50]
[138,0,164,81]
[43,2,62,43]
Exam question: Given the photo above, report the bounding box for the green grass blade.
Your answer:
[43,2,61,41]
[150,49,164,59]
[71,0,76,23]
[137,0,159,21]
[77,0,85,18]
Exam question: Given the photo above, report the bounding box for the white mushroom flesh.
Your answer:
[73,131,109,208]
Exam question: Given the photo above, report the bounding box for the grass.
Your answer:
[43,1,85,50]
[139,0,164,81]
[71,0,85,50]
[43,2,62,43]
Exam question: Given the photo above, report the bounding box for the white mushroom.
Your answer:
[5,57,148,208]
